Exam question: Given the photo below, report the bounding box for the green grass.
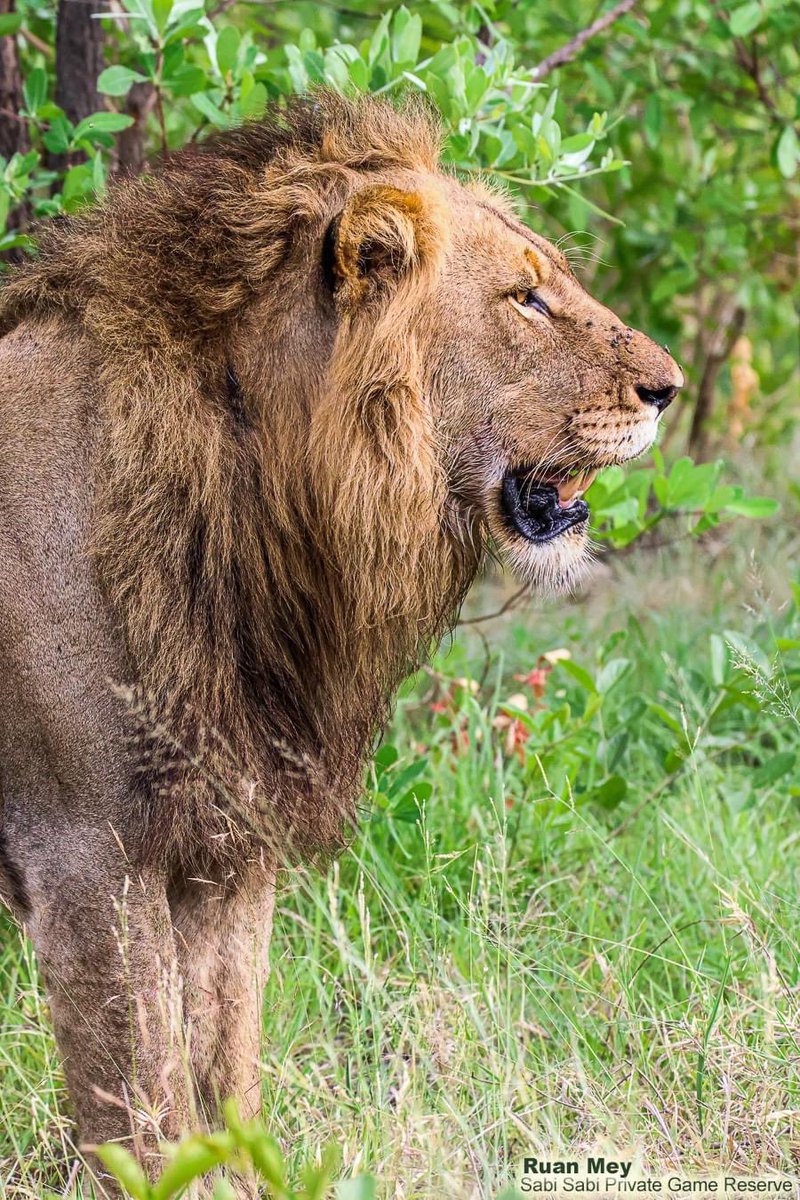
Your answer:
[2,520,799,1199]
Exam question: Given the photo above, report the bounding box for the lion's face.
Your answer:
[325,154,683,597]
[422,183,684,591]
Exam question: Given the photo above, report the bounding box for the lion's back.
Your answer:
[0,318,100,574]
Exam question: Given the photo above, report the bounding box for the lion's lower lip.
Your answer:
[501,470,589,544]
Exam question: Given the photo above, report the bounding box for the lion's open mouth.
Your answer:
[501,467,597,544]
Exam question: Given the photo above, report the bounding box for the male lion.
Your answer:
[0,92,681,1193]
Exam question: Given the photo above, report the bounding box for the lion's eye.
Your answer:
[511,289,551,318]
[513,284,551,314]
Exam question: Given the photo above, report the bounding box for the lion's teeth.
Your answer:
[558,469,597,508]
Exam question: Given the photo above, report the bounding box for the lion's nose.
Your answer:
[635,382,680,413]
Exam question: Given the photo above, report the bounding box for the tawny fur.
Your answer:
[0,90,683,875]
[0,93,479,869]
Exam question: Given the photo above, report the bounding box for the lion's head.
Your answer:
[0,91,683,857]
[313,143,682,596]
[423,187,682,590]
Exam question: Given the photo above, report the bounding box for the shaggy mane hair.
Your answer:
[0,92,482,866]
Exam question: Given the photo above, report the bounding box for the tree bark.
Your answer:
[49,0,104,170]
[54,0,104,124]
[0,0,26,162]
[0,0,31,256]
[115,80,155,177]
[688,304,747,458]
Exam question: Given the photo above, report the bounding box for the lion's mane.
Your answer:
[0,93,482,866]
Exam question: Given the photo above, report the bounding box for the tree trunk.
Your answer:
[0,0,30,257]
[0,0,26,162]
[115,80,155,177]
[49,0,105,169]
[688,304,747,459]
[55,0,104,124]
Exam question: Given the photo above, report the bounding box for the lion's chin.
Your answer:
[496,520,592,594]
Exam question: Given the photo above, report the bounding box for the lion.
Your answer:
[0,91,681,1194]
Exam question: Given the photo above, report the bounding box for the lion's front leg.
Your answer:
[23,842,196,1194]
[169,861,276,1126]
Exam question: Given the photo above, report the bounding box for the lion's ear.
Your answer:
[331,183,446,307]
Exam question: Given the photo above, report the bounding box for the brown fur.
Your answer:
[0,93,477,871]
[0,91,681,1191]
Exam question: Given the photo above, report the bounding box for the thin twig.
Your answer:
[207,0,241,18]
[530,0,639,81]
[689,303,746,457]
[457,584,530,626]
[154,86,168,157]
[733,34,781,116]
[19,26,53,57]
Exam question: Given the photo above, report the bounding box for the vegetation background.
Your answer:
[0,0,798,1196]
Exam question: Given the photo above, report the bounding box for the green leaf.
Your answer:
[285,44,309,93]
[41,115,74,155]
[644,92,662,146]
[163,8,207,45]
[238,80,266,119]
[222,1102,286,1186]
[212,1180,237,1200]
[337,1177,377,1200]
[705,484,738,513]
[596,658,631,694]
[393,782,432,822]
[95,1144,152,1200]
[559,660,597,693]
[665,458,720,510]
[374,744,399,771]
[301,1144,341,1200]
[709,634,728,687]
[368,11,392,67]
[61,162,95,203]
[385,758,428,799]
[651,267,697,304]
[729,2,762,37]
[190,91,231,128]
[664,747,687,773]
[323,46,351,92]
[392,7,422,66]
[164,64,207,97]
[0,12,22,34]
[723,495,779,518]
[22,67,48,115]
[590,775,628,809]
[216,26,240,76]
[151,1134,233,1200]
[152,0,173,36]
[348,56,370,91]
[648,701,684,737]
[561,132,594,153]
[752,752,796,788]
[97,65,149,96]
[0,230,34,253]
[301,48,325,85]
[121,0,159,39]
[92,147,107,196]
[776,125,799,179]
[72,112,135,140]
